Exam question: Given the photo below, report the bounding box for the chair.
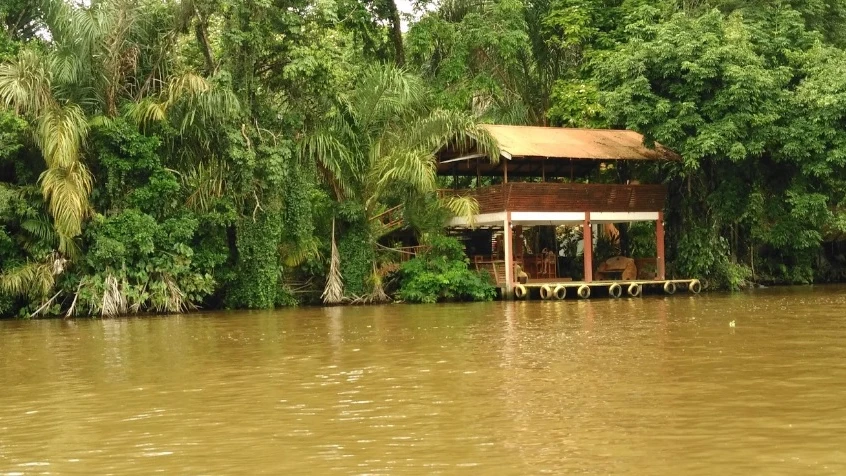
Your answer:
[596,256,638,281]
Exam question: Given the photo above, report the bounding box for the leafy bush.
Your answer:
[674,225,751,290]
[90,119,179,218]
[71,209,215,315]
[226,203,284,309]
[338,224,374,297]
[397,235,496,303]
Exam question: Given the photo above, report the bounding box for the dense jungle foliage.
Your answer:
[2,0,846,316]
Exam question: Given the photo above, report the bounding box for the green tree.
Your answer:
[301,63,498,300]
[597,8,845,286]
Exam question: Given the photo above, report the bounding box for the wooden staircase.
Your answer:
[371,204,405,235]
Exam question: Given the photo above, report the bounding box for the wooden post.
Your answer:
[656,211,666,280]
[504,213,514,296]
[583,213,593,283]
[503,160,508,183]
[514,225,523,260]
[476,160,481,188]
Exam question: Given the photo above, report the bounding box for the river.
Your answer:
[2,286,846,474]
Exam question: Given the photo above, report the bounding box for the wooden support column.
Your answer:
[514,225,523,259]
[503,161,508,183]
[476,160,481,188]
[656,211,666,280]
[504,212,514,296]
[583,213,593,283]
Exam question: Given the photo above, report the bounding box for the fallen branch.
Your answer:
[31,292,62,318]
[65,281,83,318]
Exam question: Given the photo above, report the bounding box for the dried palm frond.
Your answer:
[368,264,390,304]
[322,219,345,305]
[101,273,127,317]
[163,274,187,313]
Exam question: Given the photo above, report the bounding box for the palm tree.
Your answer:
[0,0,148,256]
[0,49,90,256]
[300,63,499,301]
[1,0,238,316]
[0,0,234,257]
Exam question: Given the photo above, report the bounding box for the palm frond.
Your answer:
[442,195,480,228]
[0,49,54,116]
[128,73,240,133]
[183,159,228,212]
[126,99,167,125]
[39,161,93,239]
[20,213,58,249]
[322,219,344,305]
[279,237,320,267]
[161,274,193,313]
[167,72,211,101]
[0,260,55,300]
[34,102,88,168]
[403,108,500,163]
[101,273,127,317]
[50,43,85,86]
[368,264,391,304]
[370,147,437,209]
[299,130,355,200]
[348,64,426,133]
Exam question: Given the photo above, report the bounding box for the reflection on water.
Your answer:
[2,286,846,474]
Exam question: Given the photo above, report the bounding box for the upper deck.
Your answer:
[445,182,667,215]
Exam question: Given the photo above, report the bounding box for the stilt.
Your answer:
[583,213,593,283]
[514,225,523,259]
[504,213,514,296]
[656,211,666,280]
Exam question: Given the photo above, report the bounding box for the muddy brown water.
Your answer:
[2,286,846,474]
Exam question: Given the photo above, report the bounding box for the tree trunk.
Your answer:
[194,8,215,75]
[384,0,405,66]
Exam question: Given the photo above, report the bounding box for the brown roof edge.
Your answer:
[479,124,680,162]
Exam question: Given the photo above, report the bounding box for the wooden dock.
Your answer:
[509,279,702,300]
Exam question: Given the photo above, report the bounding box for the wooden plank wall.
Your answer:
[447,183,668,214]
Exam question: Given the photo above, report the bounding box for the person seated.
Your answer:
[538,248,556,277]
[538,248,548,275]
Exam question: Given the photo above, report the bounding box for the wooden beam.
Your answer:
[656,211,666,280]
[514,225,523,259]
[583,214,593,283]
[440,153,486,164]
[476,160,481,188]
[504,212,513,295]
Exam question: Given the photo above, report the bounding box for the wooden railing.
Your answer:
[442,183,667,214]
[376,244,431,263]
